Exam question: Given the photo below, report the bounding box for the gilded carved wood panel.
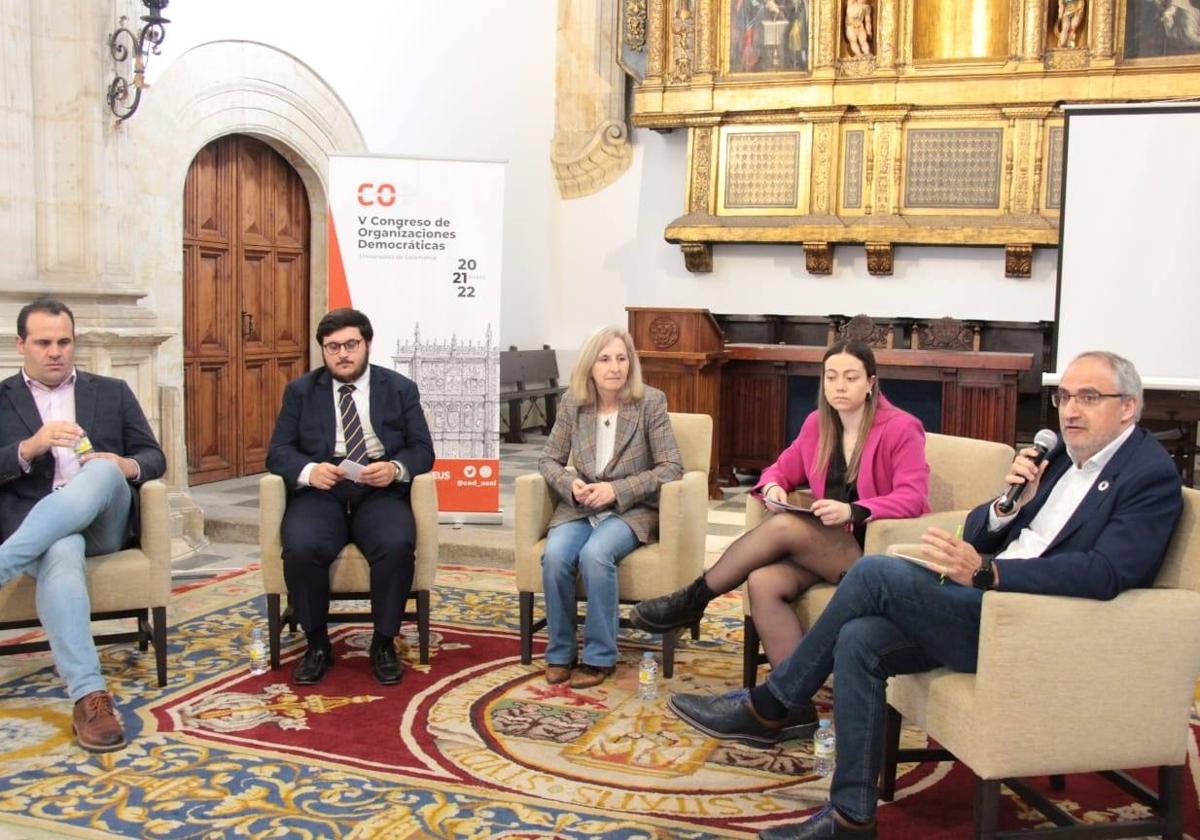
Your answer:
[627,0,1200,274]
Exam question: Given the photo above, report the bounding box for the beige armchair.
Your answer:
[879,486,1200,839]
[259,473,439,668]
[0,480,171,687]
[514,412,713,678]
[741,432,1016,686]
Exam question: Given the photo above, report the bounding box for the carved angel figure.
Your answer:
[845,0,873,57]
[1057,0,1086,48]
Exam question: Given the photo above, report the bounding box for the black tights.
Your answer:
[702,512,860,666]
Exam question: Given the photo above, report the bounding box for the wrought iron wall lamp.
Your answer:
[106,0,170,121]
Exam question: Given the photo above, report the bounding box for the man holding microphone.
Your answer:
[668,350,1182,839]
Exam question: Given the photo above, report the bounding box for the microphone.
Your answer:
[996,428,1059,515]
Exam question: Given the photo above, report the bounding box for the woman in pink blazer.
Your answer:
[632,340,929,713]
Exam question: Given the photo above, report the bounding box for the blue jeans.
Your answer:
[764,554,984,823]
[541,515,640,667]
[0,459,132,701]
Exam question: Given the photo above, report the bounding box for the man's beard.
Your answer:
[329,356,368,383]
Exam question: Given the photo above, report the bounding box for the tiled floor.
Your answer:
[183,434,755,578]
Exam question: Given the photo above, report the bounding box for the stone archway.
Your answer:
[126,41,367,490]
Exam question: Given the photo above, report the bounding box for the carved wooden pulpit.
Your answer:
[627,307,725,497]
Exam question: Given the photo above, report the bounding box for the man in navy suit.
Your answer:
[0,298,166,753]
[668,351,1182,840]
[267,308,434,686]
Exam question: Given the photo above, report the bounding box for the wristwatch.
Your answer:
[390,460,406,483]
[971,564,995,591]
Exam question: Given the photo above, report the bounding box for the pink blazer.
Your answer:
[754,395,930,522]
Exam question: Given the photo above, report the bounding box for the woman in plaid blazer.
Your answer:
[538,326,683,689]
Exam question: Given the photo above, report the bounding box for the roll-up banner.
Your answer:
[327,154,506,520]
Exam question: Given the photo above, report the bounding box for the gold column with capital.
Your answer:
[809,109,848,215]
[1021,0,1045,61]
[813,0,839,74]
[646,0,667,82]
[687,124,718,214]
[864,107,909,217]
[1003,105,1053,216]
[875,0,901,69]
[694,0,715,78]
[1091,0,1117,64]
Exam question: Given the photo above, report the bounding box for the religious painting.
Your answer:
[728,0,809,72]
[1125,0,1200,58]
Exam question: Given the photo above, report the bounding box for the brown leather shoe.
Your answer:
[570,663,615,689]
[72,691,126,753]
[545,663,573,685]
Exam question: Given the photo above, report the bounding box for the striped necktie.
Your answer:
[338,383,368,464]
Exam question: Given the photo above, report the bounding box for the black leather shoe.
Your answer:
[370,641,404,685]
[781,702,819,740]
[758,803,877,839]
[630,575,716,633]
[292,646,333,685]
[667,689,784,748]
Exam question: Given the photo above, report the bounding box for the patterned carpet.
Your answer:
[1,566,1198,839]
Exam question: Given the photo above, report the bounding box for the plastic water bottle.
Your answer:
[638,651,659,700]
[248,627,269,676]
[813,719,836,777]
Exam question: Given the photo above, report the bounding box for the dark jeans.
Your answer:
[281,480,415,638]
[764,554,984,822]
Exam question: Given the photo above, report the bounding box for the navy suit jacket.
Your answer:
[0,371,166,546]
[963,426,1182,601]
[266,364,435,494]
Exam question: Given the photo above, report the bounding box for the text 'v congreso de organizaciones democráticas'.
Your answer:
[357,214,458,251]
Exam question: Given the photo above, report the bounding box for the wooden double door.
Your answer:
[183,134,310,484]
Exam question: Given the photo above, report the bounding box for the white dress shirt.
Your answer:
[298,367,390,487]
[990,423,1136,560]
[19,368,80,489]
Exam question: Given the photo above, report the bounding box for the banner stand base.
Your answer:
[439,511,505,526]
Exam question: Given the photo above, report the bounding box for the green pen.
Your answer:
[939,525,963,585]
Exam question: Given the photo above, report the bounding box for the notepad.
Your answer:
[764,499,815,515]
[891,551,951,575]
[339,459,368,483]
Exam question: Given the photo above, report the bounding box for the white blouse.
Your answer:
[589,410,620,525]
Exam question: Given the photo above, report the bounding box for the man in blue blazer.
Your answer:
[668,350,1182,840]
[0,298,166,753]
[267,308,434,687]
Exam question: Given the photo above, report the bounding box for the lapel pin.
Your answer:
[1097,480,1110,492]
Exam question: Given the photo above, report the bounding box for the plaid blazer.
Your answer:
[539,386,683,543]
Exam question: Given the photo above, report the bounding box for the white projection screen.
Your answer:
[1052,102,1200,388]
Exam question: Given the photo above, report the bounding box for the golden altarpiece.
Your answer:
[618,0,1200,276]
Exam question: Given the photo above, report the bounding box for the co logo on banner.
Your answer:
[463,465,477,479]
[356,182,396,206]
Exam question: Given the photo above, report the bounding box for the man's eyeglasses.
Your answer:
[1051,389,1125,408]
[322,339,362,355]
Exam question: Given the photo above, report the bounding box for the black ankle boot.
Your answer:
[630,575,716,633]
